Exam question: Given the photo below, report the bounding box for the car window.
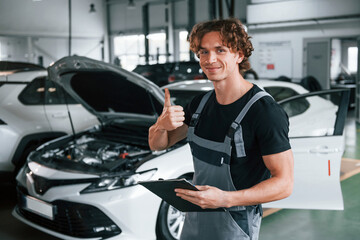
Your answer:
[45,80,78,105]
[263,86,299,102]
[280,91,346,137]
[168,90,204,108]
[70,71,160,116]
[280,98,310,118]
[18,77,45,105]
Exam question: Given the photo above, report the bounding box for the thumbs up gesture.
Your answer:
[157,88,185,131]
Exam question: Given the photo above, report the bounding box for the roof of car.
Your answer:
[0,61,46,78]
[0,61,44,71]
[0,69,47,81]
[162,79,309,94]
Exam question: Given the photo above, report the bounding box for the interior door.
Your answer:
[304,39,331,90]
[263,89,350,210]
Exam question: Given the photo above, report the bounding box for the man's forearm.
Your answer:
[225,175,293,208]
[224,150,294,207]
[148,123,169,151]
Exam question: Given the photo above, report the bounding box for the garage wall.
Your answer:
[0,0,107,66]
[247,0,360,82]
[247,0,360,24]
[249,19,360,81]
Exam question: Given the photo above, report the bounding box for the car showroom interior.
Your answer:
[0,0,359,239]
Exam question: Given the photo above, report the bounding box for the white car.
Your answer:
[13,56,349,240]
[0,62,99,177]
[163,79,340,138]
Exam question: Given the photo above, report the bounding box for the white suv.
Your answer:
[0,61,98,178]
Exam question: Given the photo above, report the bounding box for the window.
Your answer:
[281,91,345,138]
[263,86,299,102]
[114,34,145,71]
[18,77,46,105]
[168,90,204,108]
[179,31,190,61]
[45,80,78,105]
[19,77,77,105]
[348,47,358,73]
[148,33,166,64]
[280,98,310,118]
[114,32,168,71]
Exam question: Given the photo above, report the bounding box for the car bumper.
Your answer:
[13,183,162,240]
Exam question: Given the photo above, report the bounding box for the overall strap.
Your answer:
[228,91,273,136]
[189,90,214,127]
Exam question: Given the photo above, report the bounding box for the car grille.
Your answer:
[16,187,121,239]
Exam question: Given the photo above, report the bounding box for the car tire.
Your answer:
[156,200,185,240]
[156,174,192,240]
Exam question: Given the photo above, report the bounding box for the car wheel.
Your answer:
[156,200,185,240]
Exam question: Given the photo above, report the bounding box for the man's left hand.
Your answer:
[175,185,230,209]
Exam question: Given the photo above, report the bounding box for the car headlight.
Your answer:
[80,169,157,194]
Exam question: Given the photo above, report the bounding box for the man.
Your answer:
[148,18,293,240]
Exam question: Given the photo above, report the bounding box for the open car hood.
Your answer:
[48,56,164,124]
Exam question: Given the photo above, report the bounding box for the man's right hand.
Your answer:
[156,88,185,131]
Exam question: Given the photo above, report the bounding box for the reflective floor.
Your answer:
[0,110,359,240]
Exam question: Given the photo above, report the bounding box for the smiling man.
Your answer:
[148,18,294,240]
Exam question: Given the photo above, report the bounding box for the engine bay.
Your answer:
[38,134,152,173]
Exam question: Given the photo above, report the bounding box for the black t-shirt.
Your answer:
[184,84,291,190]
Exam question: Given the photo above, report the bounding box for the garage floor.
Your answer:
[1,110,359,240]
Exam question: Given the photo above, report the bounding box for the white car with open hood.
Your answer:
[13,56,349,240]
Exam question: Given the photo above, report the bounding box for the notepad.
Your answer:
[139,178,225,212]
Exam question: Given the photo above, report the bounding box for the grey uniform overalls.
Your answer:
[180,90,272,240]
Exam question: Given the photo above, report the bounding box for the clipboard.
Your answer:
[139,178,225,212]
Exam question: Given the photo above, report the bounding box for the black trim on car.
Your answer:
[333,89,350,135]
[16,187,122,239]
[30,173,96,195]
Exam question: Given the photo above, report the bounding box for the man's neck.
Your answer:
[212,75,253,105]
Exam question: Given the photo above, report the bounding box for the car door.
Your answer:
[263,89,350,210]
[44,79,99,134]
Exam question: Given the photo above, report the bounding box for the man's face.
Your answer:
[198,31,242,82]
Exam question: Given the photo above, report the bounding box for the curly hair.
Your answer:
[188,18,254,73]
